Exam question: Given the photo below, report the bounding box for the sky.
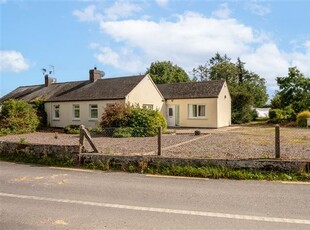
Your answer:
[1,0,310,99]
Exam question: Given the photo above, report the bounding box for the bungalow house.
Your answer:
[0,68,231,128]
[157,81,231,128]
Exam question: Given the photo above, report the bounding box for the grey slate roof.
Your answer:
[0,75,145,103]
[157,80,225,99]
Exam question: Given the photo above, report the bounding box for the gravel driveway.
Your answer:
[1,126,309,160]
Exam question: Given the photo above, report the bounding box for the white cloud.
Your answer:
[75,4,309,94]
[242,43,289,89]
[290,41,310,75]
[93,46,142,73]
[73,1,141,22]
[98,12,255,71]
[212,3,231,19]
[155,0,168,7]
[72,5,102,22]
[104,0,141,20]
[246,1,271,16]
[0,50,30,73]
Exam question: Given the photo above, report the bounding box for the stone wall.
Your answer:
[1,141,309,173]
[0,141,79,163]
[81,154,310,173]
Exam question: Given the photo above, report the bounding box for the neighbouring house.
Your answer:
[157,81,231,128]
[0,68,231,128]
[255,108,270,118]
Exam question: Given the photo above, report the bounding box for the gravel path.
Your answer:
[1,126,309,160]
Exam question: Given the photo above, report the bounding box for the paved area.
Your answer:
[1,161,310,229]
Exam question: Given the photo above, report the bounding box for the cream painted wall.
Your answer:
[45,99,125,128]
[217,82,231,127]
[126,75,164,111]
[165,98,218,128]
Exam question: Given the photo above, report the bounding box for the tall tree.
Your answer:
[146,61,190,84]
[271,67,310,113]
[192,53,269,123]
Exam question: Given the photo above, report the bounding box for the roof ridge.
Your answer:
[157,79,225,86]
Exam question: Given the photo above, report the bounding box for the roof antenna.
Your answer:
[49,65,55,76]
[41,68,47,76]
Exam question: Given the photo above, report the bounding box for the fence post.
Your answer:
[158,126,162,156]
[275,124,280,159]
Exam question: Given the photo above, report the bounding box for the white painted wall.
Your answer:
[125,75,164,111]
[45,99,125,128]
[165,98,218,128]
[217,82,231,127]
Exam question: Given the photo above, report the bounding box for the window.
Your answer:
[168,108,173,117]
[53,105,60,120]
[89,104,98,119]
[142,104,153,110]
[188,104,206,118]
[73,104,80,120]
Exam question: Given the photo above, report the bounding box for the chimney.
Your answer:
[45,74,56,87]
[89,67,104,82]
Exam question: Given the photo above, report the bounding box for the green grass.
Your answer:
[0,153,76,167]
[1,155,309,182]
[81,160,309,182]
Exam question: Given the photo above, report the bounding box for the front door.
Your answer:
[167,105,175,127]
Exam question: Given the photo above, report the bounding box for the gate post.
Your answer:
[158,126,162,156]
[275,124,280,159]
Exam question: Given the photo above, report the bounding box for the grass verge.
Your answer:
[1,156,309,182]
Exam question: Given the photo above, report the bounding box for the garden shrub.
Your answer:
[283,105,296,121]
[296,110,310,127]
[128,107,167,137]
[0,99,40,135]
[64,125,80,134]
[112,127,133,138]
[100,102,131,128]
[32,98,47,128]
[100,102,167,137]
[269,109,285,124]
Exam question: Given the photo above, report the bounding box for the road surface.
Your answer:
[0,161,309,229]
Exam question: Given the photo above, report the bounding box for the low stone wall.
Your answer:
[1,141,309,173]
[0,141,79,163]
[81,154,310,173]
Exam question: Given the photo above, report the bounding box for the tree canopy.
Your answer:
[192,53,268,123]
[271,67,310,113]
[146,61,190,84]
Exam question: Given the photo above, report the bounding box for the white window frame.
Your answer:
[142,104,154,110]
[188,104,206,119]
[53,104,60,120]
[89,104,98,120]
[73,104,80,120]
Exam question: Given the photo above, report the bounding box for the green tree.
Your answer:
[192,53,268,123]
[146,61,190,84]
[0,99,40,134]
[272,67,310,113]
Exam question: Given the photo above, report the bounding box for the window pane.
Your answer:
[90,104,98,118]
[91,110,98,118]
[55,110,59,118]
[74,109,80,118]
[54,105,60,118]
[169,108,173,116]
[198,105,205,116]
[192,105,197,117]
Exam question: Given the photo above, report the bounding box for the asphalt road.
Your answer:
[0,161,309,229]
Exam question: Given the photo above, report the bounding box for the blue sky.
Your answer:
[1,0,310,99]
